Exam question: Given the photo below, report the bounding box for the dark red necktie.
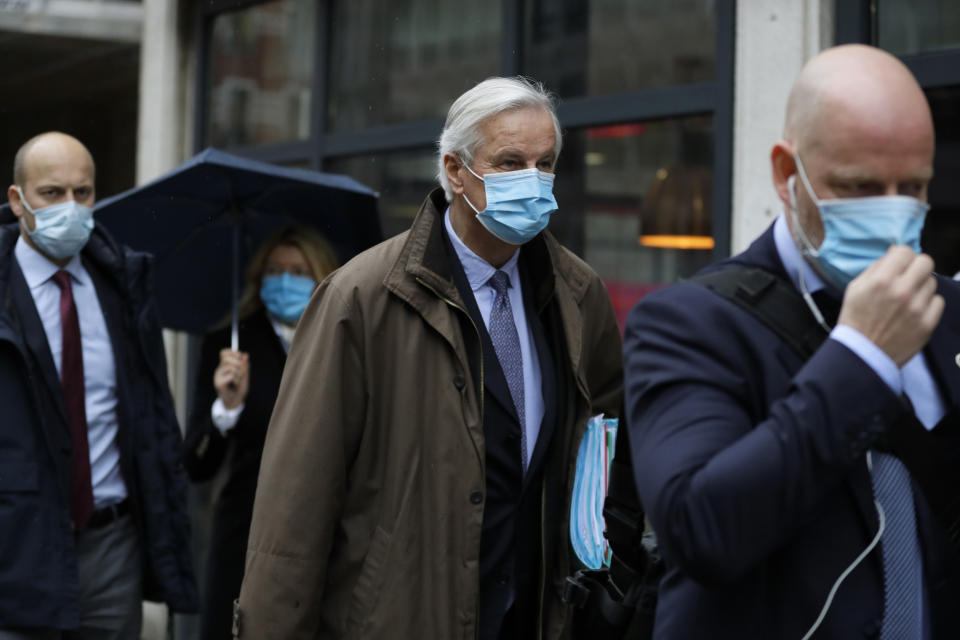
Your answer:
[52,270,94,530]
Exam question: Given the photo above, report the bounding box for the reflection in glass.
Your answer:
[552,117,714,329]
[922,86,960,277]
[877,0,960,57]
[328,0,501,133]
[525,0,715,97]
[207,0,315,148]
[326,150,438,239]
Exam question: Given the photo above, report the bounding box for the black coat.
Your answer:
[0,221,198,630]
[182,308,286,640]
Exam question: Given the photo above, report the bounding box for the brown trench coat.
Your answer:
[236,188,624,639]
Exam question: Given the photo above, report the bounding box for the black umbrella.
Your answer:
[94,147,381,349]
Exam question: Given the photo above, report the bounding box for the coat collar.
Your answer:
[384,188,599,413]
[385,188,594,315]
[0,221,146,317]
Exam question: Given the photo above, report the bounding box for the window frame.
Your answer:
[194,0,736,259]
[836,0,960,87]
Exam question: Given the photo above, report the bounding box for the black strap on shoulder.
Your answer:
[586,265,830,637]
[688,266,828,359]
[602,265,827,586]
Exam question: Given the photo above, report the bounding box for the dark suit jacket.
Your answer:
[623,224,960,639]
[181,308,287,640]
[0,223,197,630]
[443,230,567,640]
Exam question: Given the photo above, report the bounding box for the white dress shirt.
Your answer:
[15,236,127,508]
[444,208,544,469]
[773,214,946,429]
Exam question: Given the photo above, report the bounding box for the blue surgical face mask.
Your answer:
[260,273,316,325]
[462,164,558,245]
[16,187,95,260]
[788,156,929,289]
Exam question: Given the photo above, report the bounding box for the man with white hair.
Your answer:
[236,77,623,639]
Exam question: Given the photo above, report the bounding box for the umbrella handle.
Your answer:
[231,224,240,352]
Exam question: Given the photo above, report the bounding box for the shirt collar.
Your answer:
[772,213,827,295]
[268,314,295,352]
[15,235,89,289]
[444,207,520,292]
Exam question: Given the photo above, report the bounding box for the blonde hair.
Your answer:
[236,224,339,321]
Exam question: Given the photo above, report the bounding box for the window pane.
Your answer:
[327,0,501,133]
[326,150,438,239]
[551,117,715,329]
[206,0,315,147]
[922,86,960,278]
[877,0,960,56]
[524,0,716,97]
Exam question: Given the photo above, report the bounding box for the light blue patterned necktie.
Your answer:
[487,270,527,473]
[871,451,924,639]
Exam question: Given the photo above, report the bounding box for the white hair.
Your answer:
[436,76,563,201]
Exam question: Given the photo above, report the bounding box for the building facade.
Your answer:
[2,0,960,636]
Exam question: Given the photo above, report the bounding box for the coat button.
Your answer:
[453,375,466,391]
[469,490,483,505]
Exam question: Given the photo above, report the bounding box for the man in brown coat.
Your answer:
[236,77,623,640]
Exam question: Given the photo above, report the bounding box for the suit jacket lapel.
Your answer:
[522,264,556,492]
[9,260,70,430]
[443,233,523,426]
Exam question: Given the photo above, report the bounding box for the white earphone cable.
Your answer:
[800,452,885,640]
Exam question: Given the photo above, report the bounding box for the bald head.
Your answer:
[784,45,933,155]
[13,132,95,187]
[770,45,936,256]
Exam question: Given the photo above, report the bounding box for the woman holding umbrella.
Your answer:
[182,224,338,639]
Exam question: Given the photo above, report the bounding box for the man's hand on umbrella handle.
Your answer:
[215,348,250,409]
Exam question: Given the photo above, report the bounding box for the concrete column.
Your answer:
[137,0,182,185]
[139,7,190,636]
[730,0,834,253]
[138,0,194,430]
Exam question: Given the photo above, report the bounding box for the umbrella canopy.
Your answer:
[94,147,381,341]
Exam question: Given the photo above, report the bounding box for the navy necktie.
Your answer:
[871,452,924,639]
[487,270,527,472]
[52,270,94,530]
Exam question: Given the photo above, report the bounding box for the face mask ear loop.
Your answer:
[793,154,821,206]
[787,172,832,333]
[797,267,832,334]
[15,187,36,216]
[15,187,36,238]
[787,172,822,260]
[459,158,486,215]
[461,159,485,183]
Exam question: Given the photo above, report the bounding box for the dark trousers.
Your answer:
[0,514,142,640]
